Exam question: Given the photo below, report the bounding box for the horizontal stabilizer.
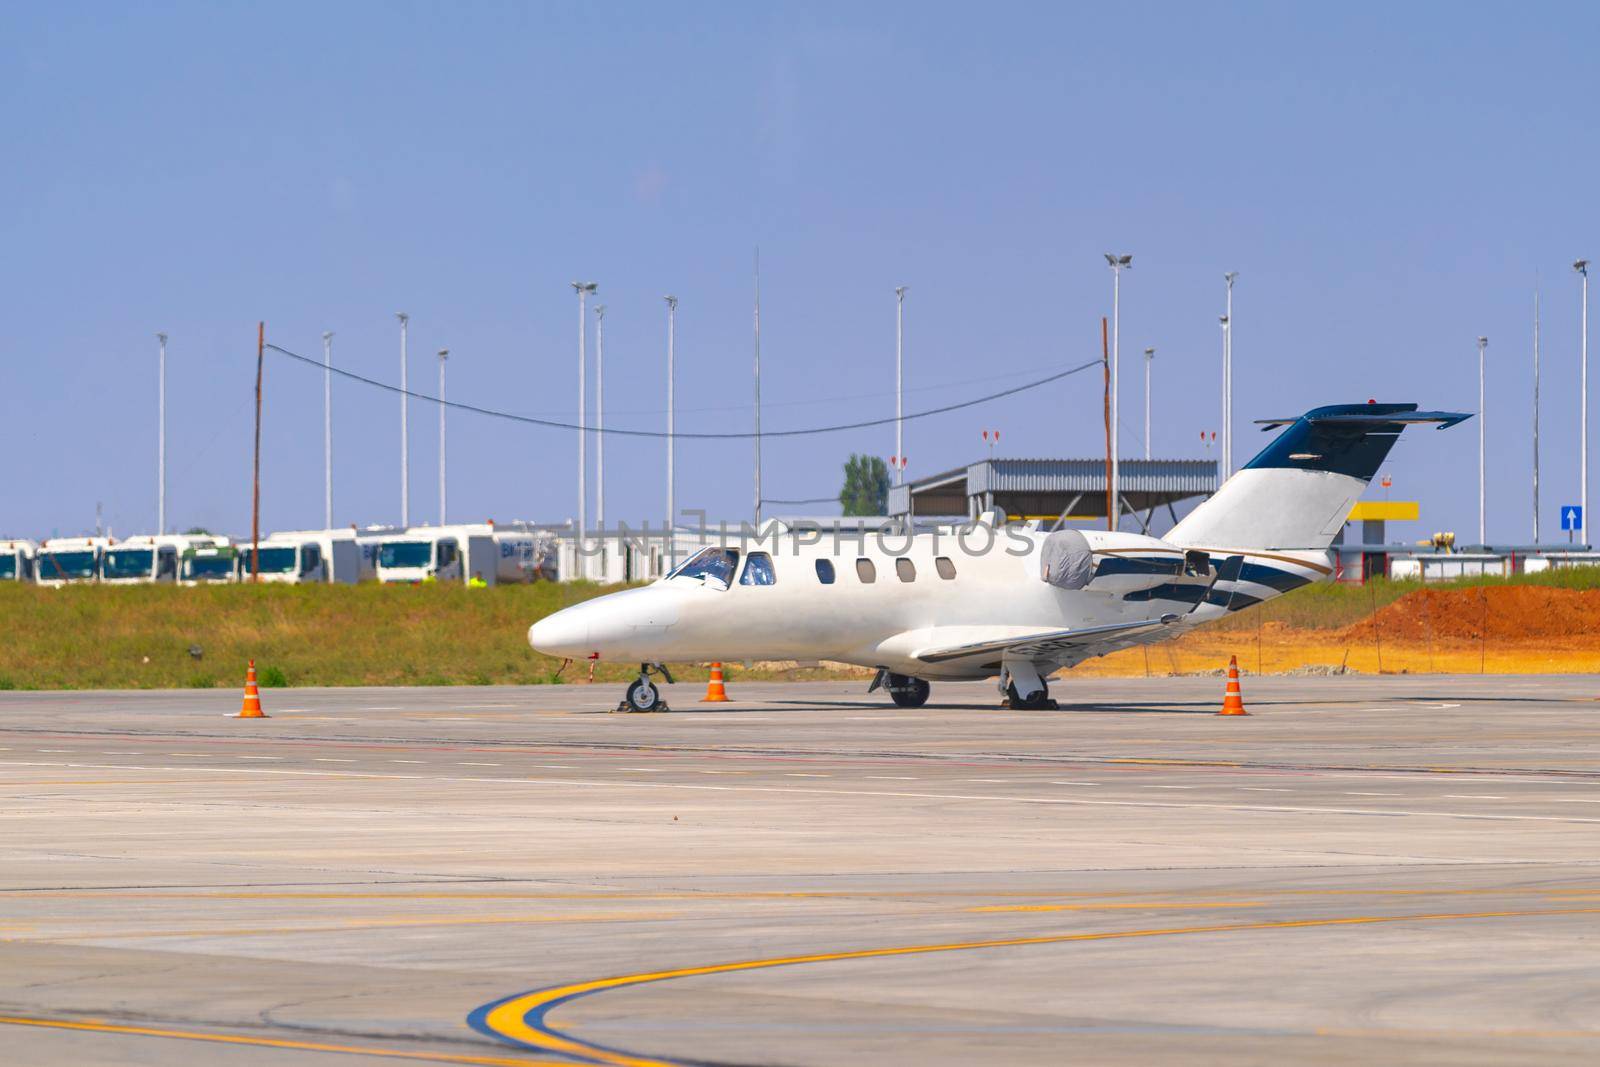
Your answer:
[914,615,1181,665]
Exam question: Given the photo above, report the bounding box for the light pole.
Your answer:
[895,286,908,485]
[594,304,606,536]
[664,295,678,566]
[1223,272,1237,476]
[1104,253,1132,527]
[322,331,334,529]
[1219,314,1230,482]
[1143,346,1155,460]
[396,313,410,527]
[753,249,762,526]
[1534,289,1542,543]
[1477,336,1488,546]
[437,348,448,525]
[156,332,167,534]
[1578,260,1590,543]
[571,282,596,553]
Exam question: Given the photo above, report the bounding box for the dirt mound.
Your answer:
[1341,585,1600,642]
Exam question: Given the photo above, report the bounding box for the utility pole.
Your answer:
[322,331,334,529]
[156,332,167,534]
[664,295,678,566]
[252,322,263,582]
[1104,254,1132,527]
[1578,260,1590,544]
[396,312,410,527]
[1223,272,1237,477]
[437,348,448,525]
[895,286,908,485]
[1534,289,1542,543]
[595,305,606,535]
[1143,346,1155,460]
[753,249,762,526]
[571,282,596,553]
[1478,336,1488,546]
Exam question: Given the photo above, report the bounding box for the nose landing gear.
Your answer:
[619,662,674,713]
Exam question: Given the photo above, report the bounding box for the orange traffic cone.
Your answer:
[236,659,268,719]
[701,662,730,702]
[1218,655,1248,716]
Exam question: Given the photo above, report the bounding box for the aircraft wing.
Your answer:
[913,614,1182,665]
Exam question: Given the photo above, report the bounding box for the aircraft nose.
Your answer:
[528,604,591,657]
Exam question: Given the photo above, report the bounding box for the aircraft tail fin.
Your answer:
[1166,403,1470,551]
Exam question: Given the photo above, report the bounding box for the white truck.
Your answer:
[34,536,111,586]
[99,535,184,585]
[251,528,364,584]
[0,539,37,583]
[488,521,561,582]
[375,524,499,585]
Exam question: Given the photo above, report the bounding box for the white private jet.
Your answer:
[530,403,1468,711]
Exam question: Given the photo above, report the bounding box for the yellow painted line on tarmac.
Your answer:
[969,902,1265,913]
[476,906,1600,1067]
[0,1014,565,1065]
[14,911,675,943]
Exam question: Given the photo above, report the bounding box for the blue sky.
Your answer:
[3,3,1597,543]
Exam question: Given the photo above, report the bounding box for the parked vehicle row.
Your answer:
[0,523,559,586]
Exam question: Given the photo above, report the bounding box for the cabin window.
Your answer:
[437,541,459,569]
[935,556,957,580]
[740,552,776,586]
[302,544,322,576]
[855,558,877,583]
[158,548,177,579]
[815,559,835,584]
[895,558,916,582]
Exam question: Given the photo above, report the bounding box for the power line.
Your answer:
[264,343,1100,441]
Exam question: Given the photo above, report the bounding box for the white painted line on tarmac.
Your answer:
[12,759,1600,827]
[1553,798,1600,803]
[963,779,1009,783]
[1148,785,1195,790]
[314,758,355,763]
[1242,787,1290,792]
[37,750,72,753]
[237,756,282,761]
[458,762,500,767]
[1050,781,1099,786]
[866,776,918,780]
[1444,794,1506,800]
[621,768,665,773]
[785,773,831,778]
[168,752,211,756]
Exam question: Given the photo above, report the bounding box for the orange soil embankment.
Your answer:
[1341,584,1600,643]
[1075,585,1600,677]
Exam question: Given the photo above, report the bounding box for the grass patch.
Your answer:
[257,665,289,688]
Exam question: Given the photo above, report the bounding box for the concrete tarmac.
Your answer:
[2,674,1599,1065]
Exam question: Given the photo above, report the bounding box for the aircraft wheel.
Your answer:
[1006,681,1056,711]
[886,674,931,708]
[623,678,662,713]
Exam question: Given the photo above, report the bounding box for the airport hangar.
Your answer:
[887,456,1219,531]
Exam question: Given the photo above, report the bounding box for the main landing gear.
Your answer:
[619,662,674,713]
[870,670,932,708]
[1001,662,1058,711]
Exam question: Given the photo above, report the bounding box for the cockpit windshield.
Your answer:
[39,551,97,580]
[669,547,740,587]
[102,549,155,579]
[379,542,432,569]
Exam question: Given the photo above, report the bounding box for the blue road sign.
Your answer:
[1562,505,1583,531]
